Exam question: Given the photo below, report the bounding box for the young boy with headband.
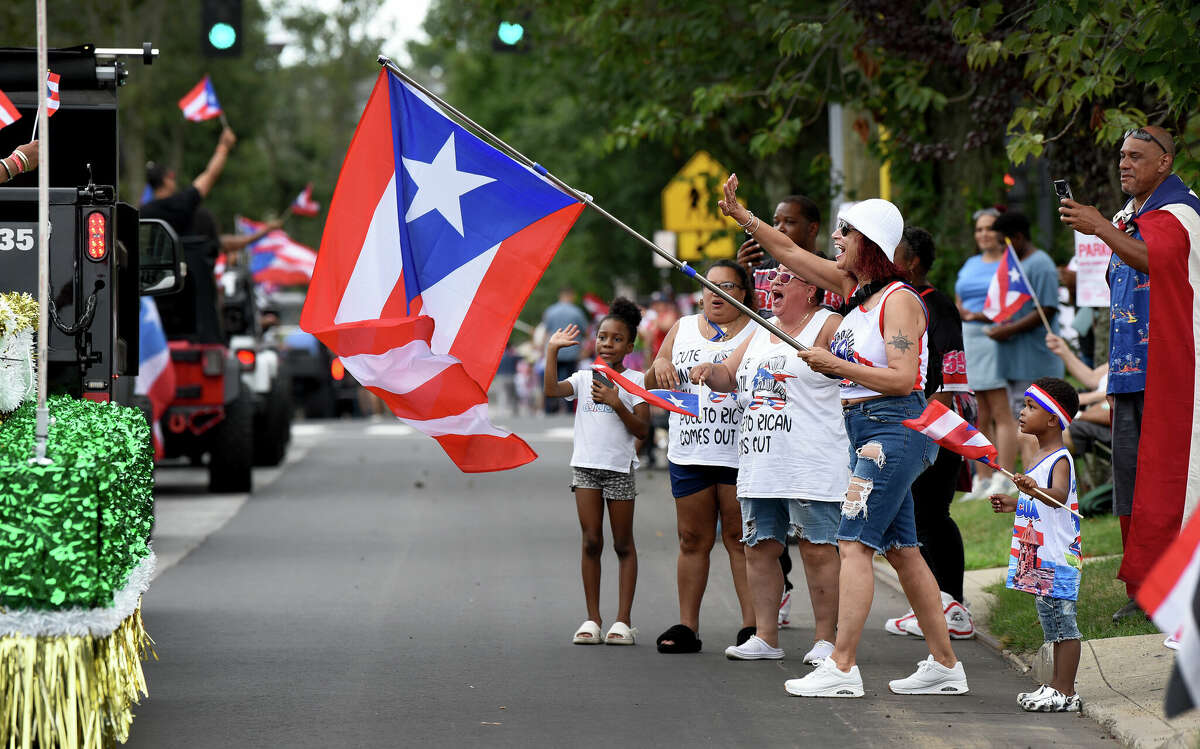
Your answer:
[990,376,1083,712]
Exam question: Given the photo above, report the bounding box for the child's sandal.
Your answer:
[572,620,602,644]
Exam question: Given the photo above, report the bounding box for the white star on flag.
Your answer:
[1009,268,1021,283]
[666,395,684,408]
[402,132,495,236]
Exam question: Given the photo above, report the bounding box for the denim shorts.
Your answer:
[790,500,841,546]
[1036,595,1081,643]
[668,461,738,499]
[837,392,938,552]
[738,498,792,547]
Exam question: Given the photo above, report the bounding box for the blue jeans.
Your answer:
[837,392,938,552]
[1036,595,1081,642]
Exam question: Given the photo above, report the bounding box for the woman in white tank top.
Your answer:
[688,270,847,663]
[720,179,969,698]
[644,260,756,653]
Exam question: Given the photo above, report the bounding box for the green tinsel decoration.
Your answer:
[0,395,154,610]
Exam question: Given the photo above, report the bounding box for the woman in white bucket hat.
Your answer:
[719,174,968,699]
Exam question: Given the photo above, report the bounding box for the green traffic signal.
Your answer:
[497,22,524,45]
[208,22,237,50]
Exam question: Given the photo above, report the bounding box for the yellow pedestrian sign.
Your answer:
[661,151,742,233]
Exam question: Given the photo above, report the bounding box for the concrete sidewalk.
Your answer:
[875,560,1200,748]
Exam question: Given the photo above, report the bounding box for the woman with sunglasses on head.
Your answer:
[719,175,968,698]
[688,267,846,665]
[645,259,757,653]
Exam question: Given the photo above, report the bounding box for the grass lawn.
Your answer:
[951,494,1123,570]
[984,557,1159,652]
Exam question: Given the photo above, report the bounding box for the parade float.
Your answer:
[0,290,156,748]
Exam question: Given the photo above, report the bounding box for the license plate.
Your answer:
[0,223,36,252]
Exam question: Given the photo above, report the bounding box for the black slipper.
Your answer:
[736,626,756,646]
[656,624,702,654]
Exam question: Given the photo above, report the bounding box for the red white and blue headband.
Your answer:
[1025,384,1072,429]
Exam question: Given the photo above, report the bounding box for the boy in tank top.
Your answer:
[989,377,1082,712]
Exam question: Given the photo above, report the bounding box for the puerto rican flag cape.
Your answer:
[1137,508,1200,716]
[133,298,175,459]
[1119,174,1200,593]
[300,69,584,472]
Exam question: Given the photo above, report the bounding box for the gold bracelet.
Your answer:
[0,158,11,180]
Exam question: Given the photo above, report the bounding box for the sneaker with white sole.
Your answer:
[779,589,792,628]
[901,594,975,639]
[1021,686,1080,712]
[887,656,969,695]
[885,608,916,636]
[724,635,784,660]
[802,639,835,665]
[960,473,990,501]
[987,471,1018,498]
[1017,684,1050,707]
[784,657,864,698]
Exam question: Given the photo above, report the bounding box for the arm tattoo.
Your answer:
[887,331,915,353]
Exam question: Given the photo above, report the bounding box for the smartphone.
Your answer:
[1052,179,1074,201]
[592,369,613,389]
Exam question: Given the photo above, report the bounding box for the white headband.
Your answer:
[1025,384,1072,429]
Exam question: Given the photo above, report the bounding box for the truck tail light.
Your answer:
[236,349,256,370]
[202,349,224,376]
[86,211,107,261]
[330,358,345,381]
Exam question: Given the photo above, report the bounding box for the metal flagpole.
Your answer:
[1004,238,1054,336]
[32,0,51,464]
[376,56,811,354]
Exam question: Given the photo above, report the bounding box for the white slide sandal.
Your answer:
[605,622,638,645]
[573,620,602,644]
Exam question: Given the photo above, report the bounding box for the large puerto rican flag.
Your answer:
[1137,509,1200,716]
[1120,174,1200,593]
[178,75,223,122]
[235,216,317,286]
[300,68,584,472]
[133,298,176,459]
[982,242,1034,322]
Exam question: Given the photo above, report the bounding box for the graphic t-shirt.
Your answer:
[1005,447,1081,601]
[565,367,645,472]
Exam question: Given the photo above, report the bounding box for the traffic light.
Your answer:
[202,0,243,57]
[493,20,529,52]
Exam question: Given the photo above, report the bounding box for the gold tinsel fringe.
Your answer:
[0,602,155,749]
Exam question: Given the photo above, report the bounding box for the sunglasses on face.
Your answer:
[1124,128,1169,155]
[836,219,857,237]
[709,281,744,292]
[764,270,810,286]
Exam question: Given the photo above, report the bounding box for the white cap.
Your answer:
[839,198,904,261]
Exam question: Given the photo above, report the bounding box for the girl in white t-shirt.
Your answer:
[544,298,650,646]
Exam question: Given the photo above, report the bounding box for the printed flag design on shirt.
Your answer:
[301,69,584,472]
[590,358,697,418]
[1137,507,1200,716]
[647,389,699,418]
[178,75,223,122]
[902,399,999,464]
[235,216,317,286]
[291,183,321,216]
[45,71,60,117]
[133,298,176,459]
[983,242,1034,322]
[0,88,21,129]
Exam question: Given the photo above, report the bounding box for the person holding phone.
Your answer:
[544,299,650,646]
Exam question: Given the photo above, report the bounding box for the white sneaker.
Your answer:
[885,608,916,636]
[1165,634,1181,650]
[960,474,989,501]
[778,589,792,628]
[784,656,864,698]
[888,656,969,695]
[1021,686,1080,712]
[725,635,784,660]
[901,593,975,639]
[802,640,835,665]
[987,471,1017,497]
[1017,684,1050,707]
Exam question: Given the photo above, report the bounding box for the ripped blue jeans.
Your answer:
[836,392,938,552]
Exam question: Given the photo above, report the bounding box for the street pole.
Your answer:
[32,0,51,465]
[376,56,810,354]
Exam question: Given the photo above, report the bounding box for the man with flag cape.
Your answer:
[1060,126,1200,608]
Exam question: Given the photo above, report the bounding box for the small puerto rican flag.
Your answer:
[590,358,699,418]
[982,241,1034,322]
[0,88,20,130]
[648,389,699,418]
[178,75,223,122]
[291,183,321,216]
[902,399,998,464]
[45,71,61,117]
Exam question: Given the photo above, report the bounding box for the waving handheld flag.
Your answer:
[0,88,19,130]
[591,358,698,418]
[301,67,584,472]
[235,216,317,285]
[291,183,321,216]
[982,243,1032,322]
[45,71,60,118]
[133,298,175,459]
[648,389,699,418]
[178,75,223,122]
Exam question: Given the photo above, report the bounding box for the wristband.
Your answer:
[10,149,28,173]
[1,158,11,181]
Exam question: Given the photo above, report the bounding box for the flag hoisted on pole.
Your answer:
[301,65,585,471]
[290,183,321,216]
[178,75,223,122]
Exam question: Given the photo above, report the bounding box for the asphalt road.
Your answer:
[128,416,1114,748]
